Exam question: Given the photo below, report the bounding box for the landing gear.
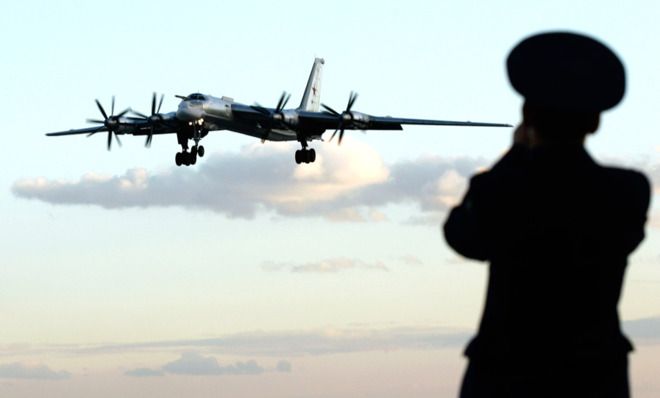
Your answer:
[295,138,316,164]
[174,125,205,166]
[191,145,205,158]
[175,150,197,167]
[295,148,316,164]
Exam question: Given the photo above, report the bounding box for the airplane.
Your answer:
[46,58,511,166]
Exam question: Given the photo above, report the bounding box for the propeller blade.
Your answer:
[282,93,291,109]
[115,108,131,118]
[145,127,153,147]
[87,118,106,124]
[130,111,149,119]
[95,99,108,120]
[114,133,122,147]
[276,92,286,111]
[157,94,164,113]
[111,96,115,116]
[347,91,358,111]
[329,129,338,142]
[338,128,346,145]
[151,92,157,115]
[321,103,340,116]
[107,131,112,150]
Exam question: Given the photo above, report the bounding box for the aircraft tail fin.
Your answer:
[298,58,324,111]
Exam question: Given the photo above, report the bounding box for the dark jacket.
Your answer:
[444,144,650,362]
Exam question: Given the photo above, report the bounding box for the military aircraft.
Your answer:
[46,58,511,166]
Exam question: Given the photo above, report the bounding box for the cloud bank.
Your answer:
[262,257,389,273]
[12,142,483,220]
[275,360,292,373]
[162,353,264,376]
[12,144,660,224]
[91,326,471,358]
[125,353,291,377]
[0,362,70,380]
[622,316,660,344]
[124,367,164,377]
[81,316,660,360]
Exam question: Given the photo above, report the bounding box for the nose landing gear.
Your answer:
[174,122,206,167]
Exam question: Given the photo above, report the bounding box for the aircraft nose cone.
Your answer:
[177,103,202,121]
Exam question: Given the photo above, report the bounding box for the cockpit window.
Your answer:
[188,93,205,101]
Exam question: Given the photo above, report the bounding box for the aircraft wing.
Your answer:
[367,116,511,128]
[297,111,511,131]
[46,126,110,136]
[46,118,180,137]
[230,103,271,120]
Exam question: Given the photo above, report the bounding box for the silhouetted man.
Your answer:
[444,32,651,398]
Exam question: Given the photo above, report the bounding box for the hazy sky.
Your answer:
[1,1,659,397]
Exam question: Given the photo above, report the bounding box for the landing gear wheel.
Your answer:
[181,151,191,166]
[191,146,198,157]
[175,152,183,166]
[190,152,197,165]
[198,145,205,157]
[294,149,317,164]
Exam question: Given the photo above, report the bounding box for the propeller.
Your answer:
[321,91,358,145]
[86,96,129,150]
[251,92,292,140]
[131,92,165,147]
[251,91,291,121]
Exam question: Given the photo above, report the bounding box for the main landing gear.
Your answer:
[295,138,316,164]
[175,145,205,167]
[295,148,316,164]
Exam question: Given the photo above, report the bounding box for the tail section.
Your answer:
[298,58,324,111]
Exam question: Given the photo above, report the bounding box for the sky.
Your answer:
[1,0,659,397]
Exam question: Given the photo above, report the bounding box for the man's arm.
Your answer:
[619,170,652,255]
[444,174,490,261]
[443,126,530,261]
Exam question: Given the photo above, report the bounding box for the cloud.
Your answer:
[275,360,292,373]
[162,353,264,376]
[0,328,470,359]
[12,144,660,224]
[0,362,70,380]
[85,326,470,358]
[106,317,660,368]
[262,257,389,273]
[397,254,423,266]
[12,142,484,220]
[124,367,164,377]
[292,259,387,273]
[623,316,660,345]
[125,355,287,378]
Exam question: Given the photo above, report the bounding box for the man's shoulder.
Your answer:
[592,164,651,210]
[597,164,650,192]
